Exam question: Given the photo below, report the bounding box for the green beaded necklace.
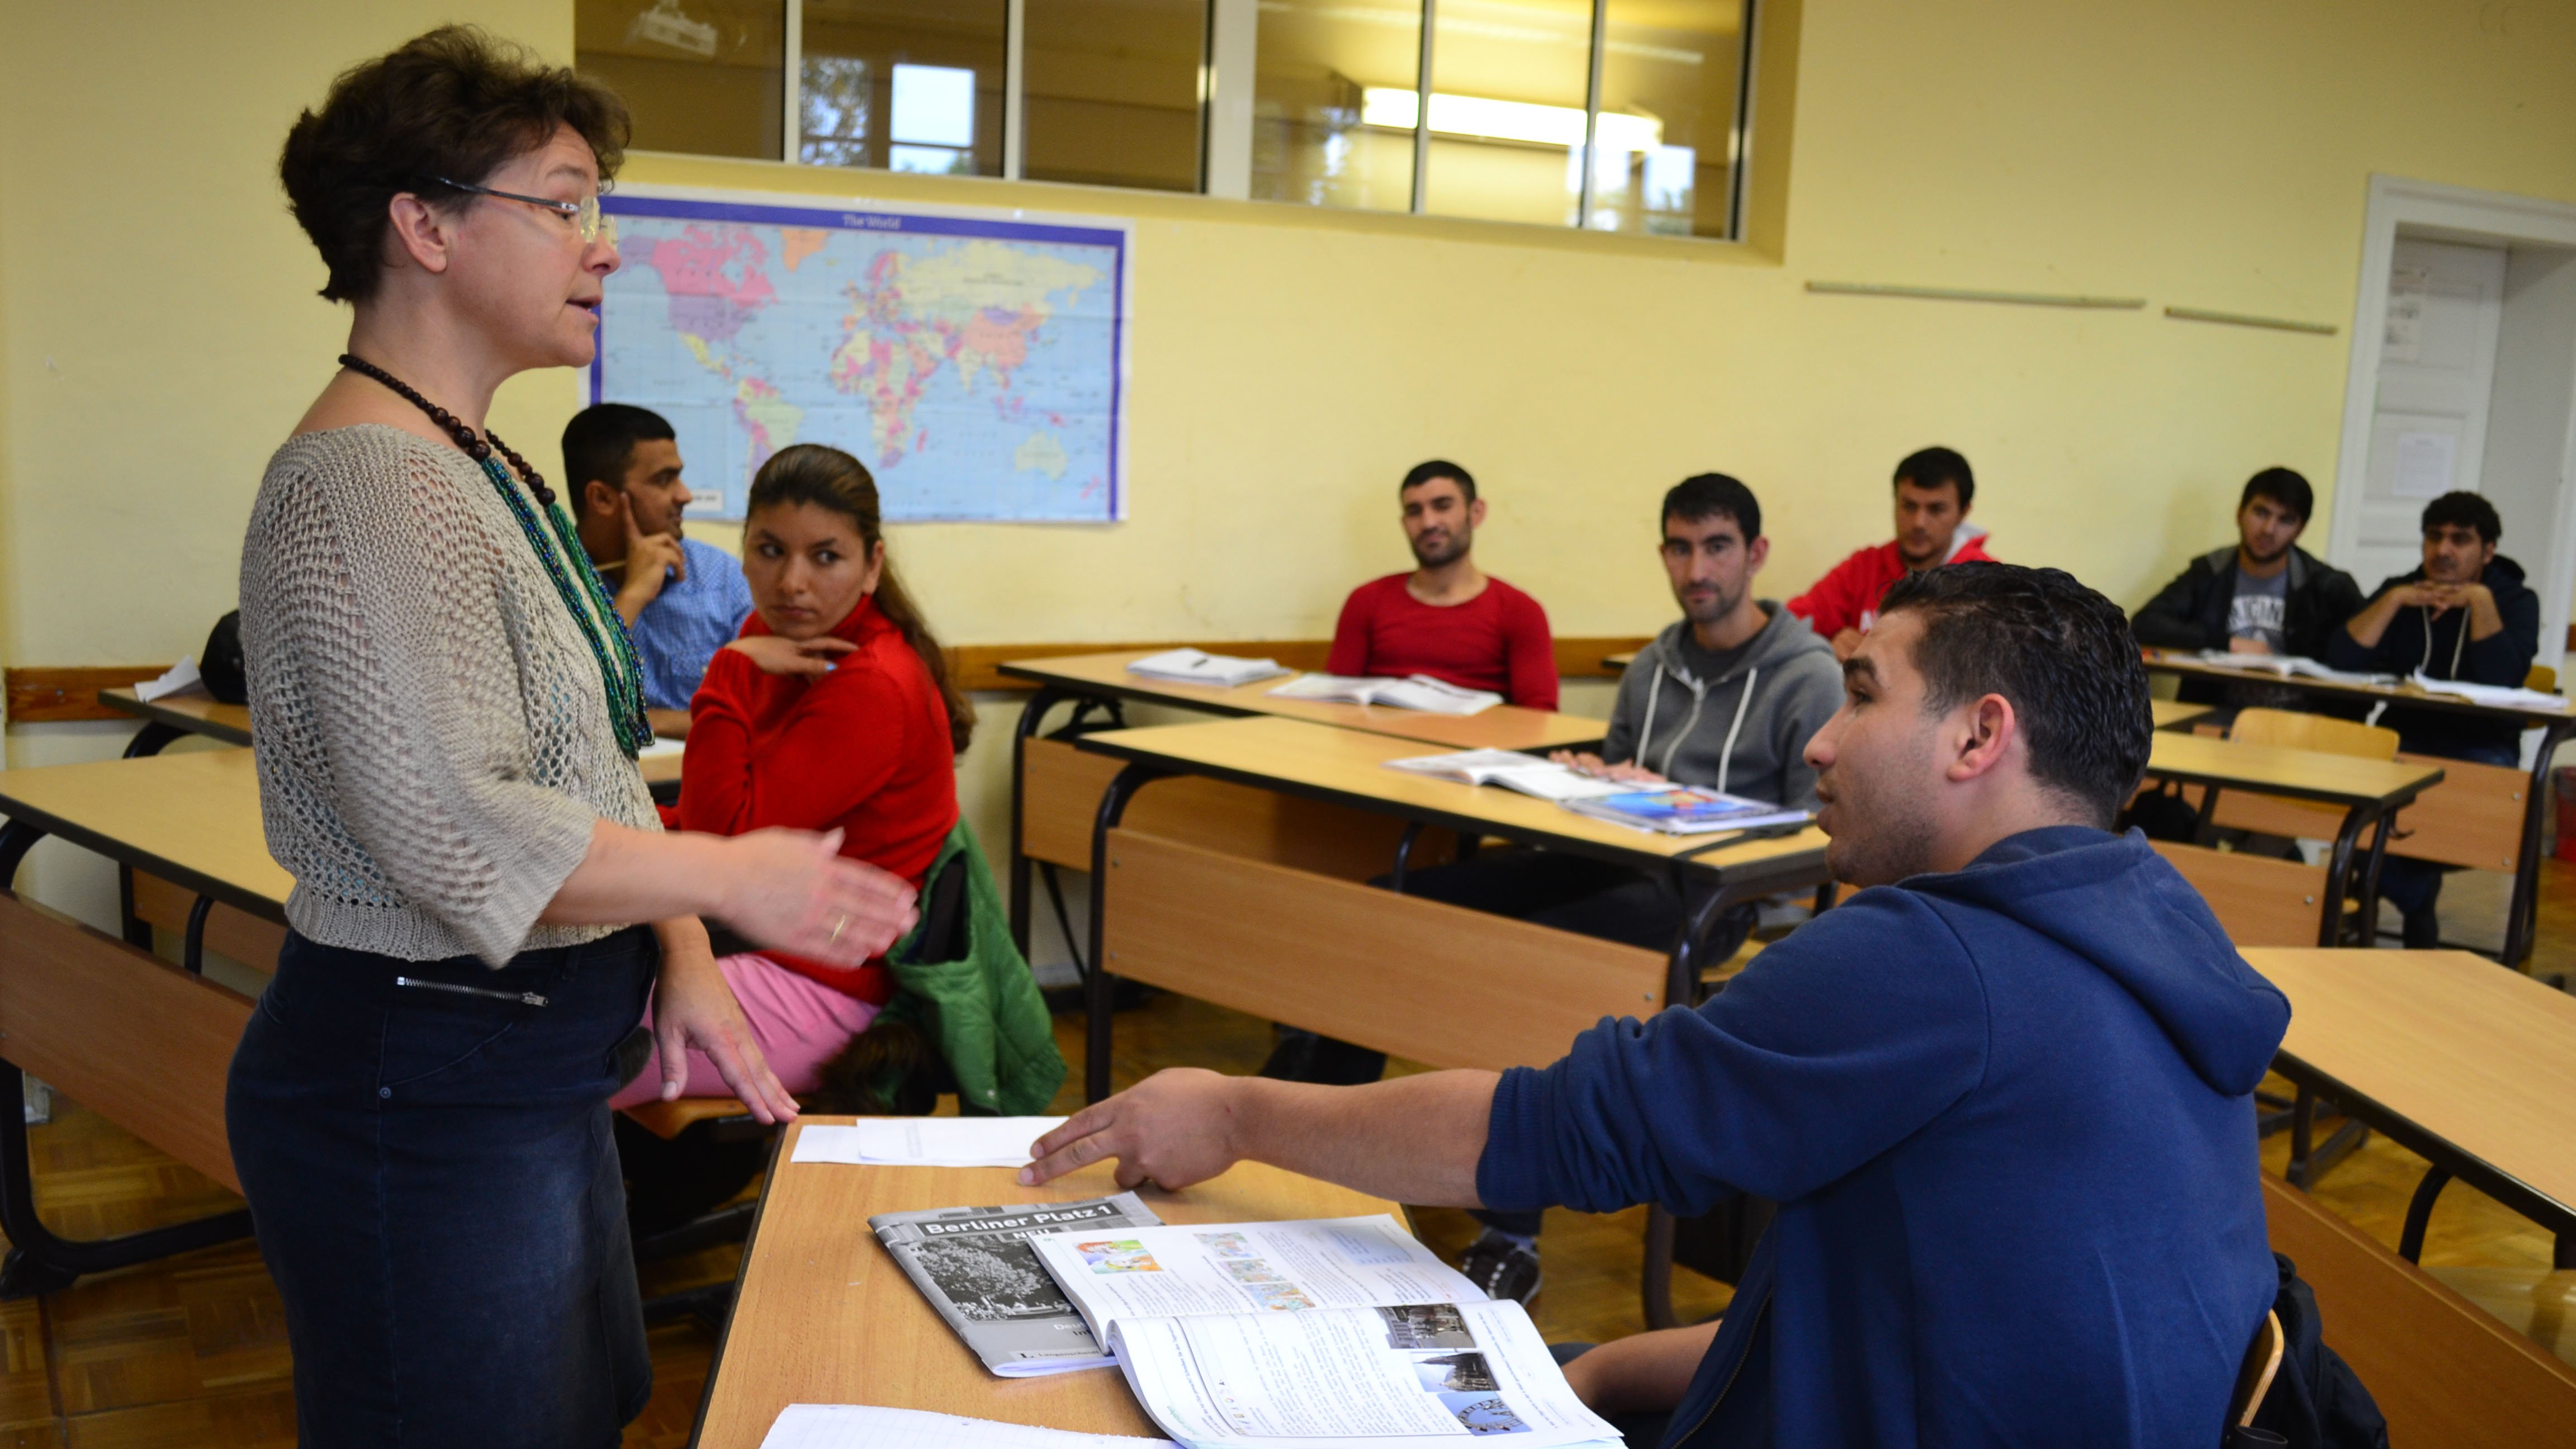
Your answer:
[339,354,654,758]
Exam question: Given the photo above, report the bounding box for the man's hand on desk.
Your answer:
[1547,750,1666,785]
[2225,636,2275,656]
[1022,1068,1246,1191]
[1023,1068,1500,1206]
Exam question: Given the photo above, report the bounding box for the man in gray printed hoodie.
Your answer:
[1265,472,1844,1305]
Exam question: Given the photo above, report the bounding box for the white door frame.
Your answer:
[2329,174,2576,673]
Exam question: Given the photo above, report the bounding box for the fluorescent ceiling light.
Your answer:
[1361,87,1661,151]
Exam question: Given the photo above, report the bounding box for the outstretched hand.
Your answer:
[650,937,799,1123]
[1021,1068,1246,1190]
[720,827,918,964]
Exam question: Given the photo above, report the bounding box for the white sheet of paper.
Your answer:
[789,1117,1068,1168]
[637,736,686,758]
[760,1404,1177,1449]
[135,656,205,703]
[2391,431,2456,500]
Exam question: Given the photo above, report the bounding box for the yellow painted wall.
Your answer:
[4,0,2575,935]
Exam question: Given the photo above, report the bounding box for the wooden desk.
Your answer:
[99,685,252,752]
[1001,651,1609,960]
[2146,650,2575,966]
[1603,650,1636,671]
[694,1124,1403,1447]
[2143,733,2443,945]
[2248,948,2576,1266]
[2152,699,2213,731]
[1069,715,1828,1098]
[0,751,277,1293]
[95,685,684,793]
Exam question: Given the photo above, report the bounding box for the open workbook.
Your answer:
[872,1194,1166,1376]
[1560,787,1810,836]
[1024,1217,1623,1449]
[2188,649,2392,685]
[1267,674,1503,716]
[1382,749,1656,803]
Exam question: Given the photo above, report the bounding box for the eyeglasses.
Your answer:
[424,176,612,244]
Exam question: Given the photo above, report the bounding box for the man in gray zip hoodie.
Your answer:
[1282,472,1843,1304]
[1581,485,1844,809]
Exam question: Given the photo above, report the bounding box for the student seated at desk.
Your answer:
[2326,490,2541,948]
[1328,460,1559,709]
[1266,473,1840,1304]
[1787,446,1990,660]
[2129,466,2364,711]
[611,442,973,1114]
[1027,562,2290,1449]
[564,402,754,738]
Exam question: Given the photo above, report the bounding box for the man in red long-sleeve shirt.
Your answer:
[1787,446,1992,661]
[1327,460,1559,710]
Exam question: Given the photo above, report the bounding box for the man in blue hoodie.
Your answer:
[2325,490,2541,948]
[1023,561,2291,1448]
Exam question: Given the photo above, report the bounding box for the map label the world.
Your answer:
[594,187,1131,523]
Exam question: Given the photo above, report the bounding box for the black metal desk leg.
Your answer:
[1389,823,1427,893]
[120,722,185,760]
[1086,763,1172,1105]
[0,1060,255,1298]
[1640,877,1744,1332]
[1008,685,1074,958]
[2356,812,2393,948]
[183,894,216,976]
[2398,1166,2452,1263]
[2321,804,2371,948]
[2506,719,2576,969]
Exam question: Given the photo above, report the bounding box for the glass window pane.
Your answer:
[578,0,787,160]
[1251,0,1419,212]
[1589,0,1746,237]
[1419,0,1592,226]
[1021,0,1207,192]
[801,0,1008,176]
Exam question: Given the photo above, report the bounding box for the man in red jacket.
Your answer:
[1788,446,1990,660]
[1327,460,1559,710]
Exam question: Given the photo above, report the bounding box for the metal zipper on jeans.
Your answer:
[394,976,548,1007]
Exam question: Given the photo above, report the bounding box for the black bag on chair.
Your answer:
[200,610,249,704]
[2248,1252,2389,1449]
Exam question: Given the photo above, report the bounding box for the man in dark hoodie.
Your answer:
[2325,490,2541,946]
[2130,467,2364,711]
[1022,561,2290,1449]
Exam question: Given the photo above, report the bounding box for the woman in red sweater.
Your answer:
[612,443,973,1108]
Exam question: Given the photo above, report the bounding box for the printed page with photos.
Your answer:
[1025,1216,1482,1343]
[1110,1300,1620,1449]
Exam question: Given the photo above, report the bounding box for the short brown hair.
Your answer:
[280,26,629,303]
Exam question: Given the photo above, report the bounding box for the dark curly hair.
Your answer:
[280,26,629,303]
[1877,562,2152,826]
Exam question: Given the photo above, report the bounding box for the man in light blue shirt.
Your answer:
[564,404,754,737]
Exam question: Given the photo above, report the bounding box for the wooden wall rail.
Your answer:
[8,637,1655,723]
[4,666,169,723]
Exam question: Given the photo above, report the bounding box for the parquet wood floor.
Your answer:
[2,856,2568,1445]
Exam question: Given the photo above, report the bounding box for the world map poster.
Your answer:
[593,187,1130,523]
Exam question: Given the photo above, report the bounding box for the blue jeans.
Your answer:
[2378,740,2521,917]
[226,927,658,1447]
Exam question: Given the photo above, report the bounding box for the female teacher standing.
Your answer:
[229,28,913,1447]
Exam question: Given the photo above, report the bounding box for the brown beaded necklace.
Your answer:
[338,353,653,756]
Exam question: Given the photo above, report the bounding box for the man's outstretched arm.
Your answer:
[1021,1066,1502,1206]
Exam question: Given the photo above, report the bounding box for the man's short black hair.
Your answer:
[2239,467,2313,523]
[1876,561,2151,828]
[562,403,676,493]
[2422,490,2502,545]
[1894,446,1974,509]
[1401,460,1475,504]
[1662,472,1761,541]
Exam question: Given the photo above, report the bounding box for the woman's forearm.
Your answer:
[539,820,737,925]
